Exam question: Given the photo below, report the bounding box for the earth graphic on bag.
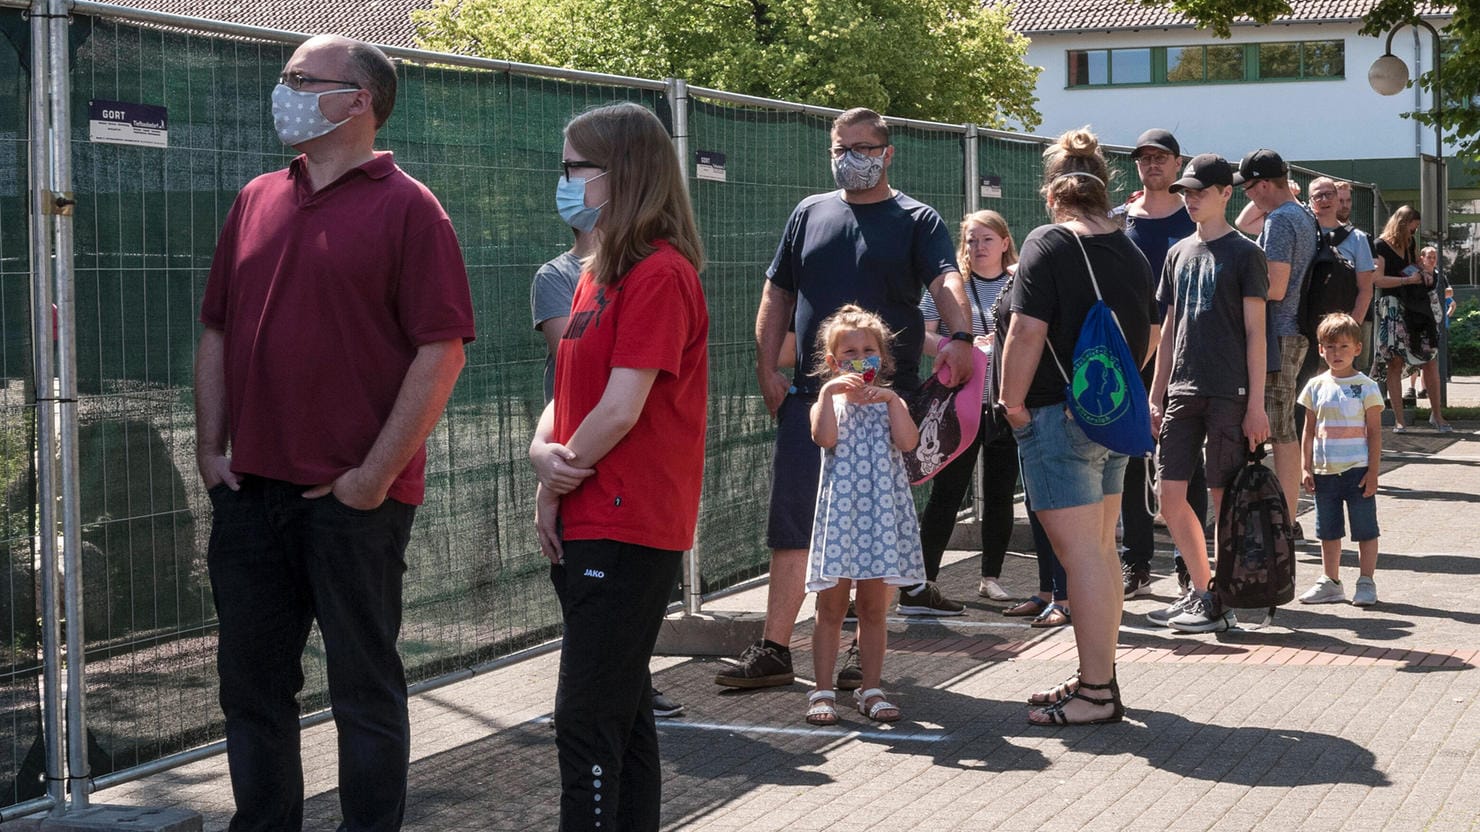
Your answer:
[1070,346,1129,427]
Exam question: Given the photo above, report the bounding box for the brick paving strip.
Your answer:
[73,428,1480,831]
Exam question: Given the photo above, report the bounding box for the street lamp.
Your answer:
[1369,18,1450,398]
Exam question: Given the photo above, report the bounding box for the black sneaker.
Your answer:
[836,641,862,691]
[714,641,794,688]
[1147,588,1196,627]
[652,689,685,718]
[1168,590,1237,633]
[843,600,857,623]
[1122,562,1153,598]
[896,582,966,616]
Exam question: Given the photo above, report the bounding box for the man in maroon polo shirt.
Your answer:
[194,35,474,832]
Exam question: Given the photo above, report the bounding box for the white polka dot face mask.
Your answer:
[271,83,357,146]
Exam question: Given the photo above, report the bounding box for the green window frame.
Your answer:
[1067,39,1344,88]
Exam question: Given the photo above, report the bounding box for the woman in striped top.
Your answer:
[908,211,1066,622]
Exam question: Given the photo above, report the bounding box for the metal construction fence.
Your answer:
[0,0,1389,816]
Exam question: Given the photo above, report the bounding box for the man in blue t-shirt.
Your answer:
[716,107,975,690]
[1237,148,1318,535]
[1114,128,1206,599]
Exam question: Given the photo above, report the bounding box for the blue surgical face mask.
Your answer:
[556,172,608,233]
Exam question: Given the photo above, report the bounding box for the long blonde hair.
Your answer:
[564,102,705,285]
[1041,127,1113,222]
[1379,204,1420,260]
[956,210,1017,275]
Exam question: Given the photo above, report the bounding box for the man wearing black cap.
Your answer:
[1147,154,1270,632]
[1236,148,1317,536]
[1115,128,1205,599]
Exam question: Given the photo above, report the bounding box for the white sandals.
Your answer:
[805,690,839,726]
[854,687,901,723]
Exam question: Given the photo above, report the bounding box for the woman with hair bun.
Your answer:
[997,128,1158,726]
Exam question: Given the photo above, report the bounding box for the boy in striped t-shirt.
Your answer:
[1297,313,1384,606]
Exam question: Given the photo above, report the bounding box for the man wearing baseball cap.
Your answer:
[1237,148,1317,538]
[1115,128,1205,600]
[1146,153,1270,632]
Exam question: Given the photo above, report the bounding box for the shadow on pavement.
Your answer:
[1360,551,1480,576]
[1103,711,1390,788]
[1119,626,1472,673]
[1381,484,1480,504]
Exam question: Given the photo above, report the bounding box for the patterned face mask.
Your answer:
[832,149,884,191]
[271,83,357,146]
[844,354,881,383]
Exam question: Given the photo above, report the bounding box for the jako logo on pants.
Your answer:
[584,568,605,579]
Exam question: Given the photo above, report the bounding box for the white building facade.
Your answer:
[1007,1,1459,204]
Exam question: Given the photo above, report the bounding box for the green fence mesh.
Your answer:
[0,6,1390,806]
[0,11,41,808]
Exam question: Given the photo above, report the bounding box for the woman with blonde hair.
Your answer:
[998,128,1158,725]
[912,211,1019,608]
[1372,205,1446,432]
[913,210,1068,625]
[528,101,709,830]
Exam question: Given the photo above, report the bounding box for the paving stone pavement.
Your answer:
[63,423,1480,831]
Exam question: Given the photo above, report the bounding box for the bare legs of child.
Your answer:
[1316,538,1381,597]
[809,578,899,724]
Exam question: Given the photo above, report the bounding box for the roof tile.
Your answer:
[89,0,434,48]
[1002,0,1452,34]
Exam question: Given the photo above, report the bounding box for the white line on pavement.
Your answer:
[528,716,948,743]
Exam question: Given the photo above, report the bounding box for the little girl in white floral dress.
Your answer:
[803,305,925,726]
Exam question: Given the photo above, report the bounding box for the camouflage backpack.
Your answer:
[1214,446,1296,612]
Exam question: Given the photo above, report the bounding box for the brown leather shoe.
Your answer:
[1003,597,1049,617]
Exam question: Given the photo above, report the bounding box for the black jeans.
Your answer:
[206,476,416,832]
[918,428,1020,581]
[550,540,682,832]
[1121,457,1206,572]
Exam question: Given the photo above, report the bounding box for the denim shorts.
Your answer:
[1013,403,1129,512]
[1312,466,1380,542]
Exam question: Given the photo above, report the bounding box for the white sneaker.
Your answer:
[978,578,1012,601]
[1351,576,1378,607]
[1299,576,1346,604]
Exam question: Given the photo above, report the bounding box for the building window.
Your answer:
[1206,44,1246,81]
[1067,40,1343,88]
[1111,48,1152,84]
[1068,49,1108,85]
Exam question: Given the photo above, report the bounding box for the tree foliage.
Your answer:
[412,0,1041,129]
[1143,0,1479,161]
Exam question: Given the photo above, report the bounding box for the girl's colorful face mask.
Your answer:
[845,355,881,383]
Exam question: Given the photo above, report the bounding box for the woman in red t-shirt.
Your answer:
[527,102,708,832]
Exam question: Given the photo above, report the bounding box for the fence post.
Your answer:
[964,123,979,214]
[45,0,89,809]
[666,77,690,187]
[662,77,704,616]
[26,0,64,815]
